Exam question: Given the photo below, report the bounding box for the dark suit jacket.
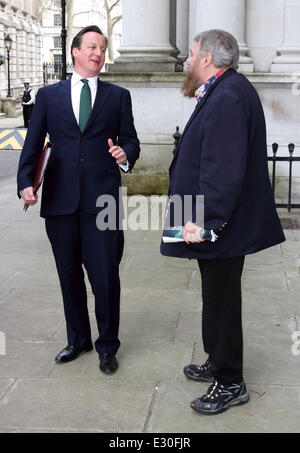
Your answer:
[17,78,140,217]
[161,69,285,259]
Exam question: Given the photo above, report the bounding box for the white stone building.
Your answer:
[103,0,300,198]
[0,0,122,108]
[41,0,122,74]
[0,0,43,105]
[1,0,299,198]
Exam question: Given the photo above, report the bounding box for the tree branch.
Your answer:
[111,15,122,27]
[108,0,121,13]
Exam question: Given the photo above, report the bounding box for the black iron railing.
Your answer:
[268,143,300,212]
[172,127,300,212]
[43,62,74,84]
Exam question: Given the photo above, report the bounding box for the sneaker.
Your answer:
[190,379,249,415]
[183,357,214,382]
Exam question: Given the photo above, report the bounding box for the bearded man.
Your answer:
[161,29,285,415]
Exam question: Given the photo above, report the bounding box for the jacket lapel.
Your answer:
[84,79,112,132]
[170,69,237,168]
[60,78,112,134]
[60,78,80,131]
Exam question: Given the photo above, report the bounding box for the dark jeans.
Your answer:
[45,210,124,355]
[197,255,245,384]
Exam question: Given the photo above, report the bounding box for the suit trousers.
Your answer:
[45,210,124,355]
[23,105,33,128]
[197,255,245,384]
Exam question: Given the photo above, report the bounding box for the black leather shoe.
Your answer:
[99,354,118,374]
[55,343,93,363]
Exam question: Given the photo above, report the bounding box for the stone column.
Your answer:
[30,20,41,84]
[28,31,35,84]
[7,24,18,96]
[20,18,32,83]
[109,0,177,72]
[19,28,27,83]
[190,0,253,72]
[245,0,285,73]
[271,0,300,72]
[176,0,190,66]
[35,25,43,85]
[13,15,23,87]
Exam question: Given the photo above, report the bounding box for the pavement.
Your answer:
[0,115,300,434]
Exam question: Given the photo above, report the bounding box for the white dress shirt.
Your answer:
[71,71,129,172]
[71,71,98,123]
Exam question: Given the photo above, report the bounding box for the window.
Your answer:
[54,54,62,73]
[54,14,62,27]
[53,36,62,49]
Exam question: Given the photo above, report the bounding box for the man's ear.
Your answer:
[204,52,213,67]
[72,47,78,61]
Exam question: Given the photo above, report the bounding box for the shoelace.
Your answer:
[205,381,222,400]
[204,381,242,400]
[197,358,212,372]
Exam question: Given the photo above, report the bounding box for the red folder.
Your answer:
[23,141,54,211]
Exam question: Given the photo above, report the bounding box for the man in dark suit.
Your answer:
[161,29,285,415]
[17,26,140,374]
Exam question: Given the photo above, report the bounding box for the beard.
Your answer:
[181,69,200,98]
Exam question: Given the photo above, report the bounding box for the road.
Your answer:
[0,114,23,183]
[0,150,20,183]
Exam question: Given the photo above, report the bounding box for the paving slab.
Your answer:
[120,288,201,313]
[52,312,181,344]
[120,268,194,291]
[50,340,193,383]
[147,380,300,433]
[0,340,65,378]
[243,343,300,386]
[242,289,299,315]
[0,378,15,399]
[0,378,155,433]
[0,291,63,341]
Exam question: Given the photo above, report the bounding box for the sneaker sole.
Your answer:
[190,392,249,415]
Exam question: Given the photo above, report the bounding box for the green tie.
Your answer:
[79,79,92,133]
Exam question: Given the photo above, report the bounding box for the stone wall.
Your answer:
[101,71,300,198]
[0,0,43,104]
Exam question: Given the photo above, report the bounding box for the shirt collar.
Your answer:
[72,71,99,89]
[194,68,227,102]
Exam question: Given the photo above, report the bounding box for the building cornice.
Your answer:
[100,71,299,88]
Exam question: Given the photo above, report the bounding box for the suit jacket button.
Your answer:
[80,157,85,162]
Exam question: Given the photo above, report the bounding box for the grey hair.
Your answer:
[194,29,239,69]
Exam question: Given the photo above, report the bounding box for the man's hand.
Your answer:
[21,187,38,206]
[182,221,205,244]
[108,138,127,165]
